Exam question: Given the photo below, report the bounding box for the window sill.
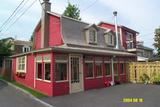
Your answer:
[120,73,125,76]
[105,75,111,77]
[43,80,51,83]
[86,77,94,79]
[55,80,68,83]
[36,78,43,81]
[95,76,103,78]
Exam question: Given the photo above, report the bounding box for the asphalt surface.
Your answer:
[42,83,160,107]
[0,80,48,107]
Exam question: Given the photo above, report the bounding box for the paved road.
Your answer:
[42,83,160,107]
[0,80,48,107]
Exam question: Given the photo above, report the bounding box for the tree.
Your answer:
[30,32,34,42]
[154,27,160,56]
[63,2,81,20]
[0,39,12,56]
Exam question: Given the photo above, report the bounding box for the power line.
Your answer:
[1,0,37,36]
[81,0,98,13]
[0,0,25,31]
[0,0,30,33]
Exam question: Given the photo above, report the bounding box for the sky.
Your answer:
[0,0,160,49]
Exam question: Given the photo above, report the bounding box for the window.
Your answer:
[126,41,133,49]
[55,55,68,81]
[37,63,42,79]
[105,63,111,76]
[85,56,94,78]
[44,63,51,81]
[105,33,115,46]
[126,32,134,49]
[23,46,30,53]
[114,63,118,75]
[89,29,97,44]
[95,57,102,77]
[120,63,125,74]
[17,56,26,73]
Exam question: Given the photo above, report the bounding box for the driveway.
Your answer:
[0,80,49,107]
[42,83,160,107]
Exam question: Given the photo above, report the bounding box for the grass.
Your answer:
[0,76,46,98]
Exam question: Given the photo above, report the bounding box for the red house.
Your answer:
[11,0,138,96]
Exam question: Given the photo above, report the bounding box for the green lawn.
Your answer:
[0,76,46,98]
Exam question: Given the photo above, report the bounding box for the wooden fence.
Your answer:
[126,62,160,83]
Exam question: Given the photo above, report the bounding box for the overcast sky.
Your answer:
[0,0,160,49]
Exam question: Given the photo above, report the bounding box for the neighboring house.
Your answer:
[12,40,32,54]
[0,37,32,77]
[136,41,153,61]
[11,0,137,96]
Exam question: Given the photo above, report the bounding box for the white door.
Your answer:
[69,55,84,93]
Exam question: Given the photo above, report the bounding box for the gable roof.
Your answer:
[98,21,139,34]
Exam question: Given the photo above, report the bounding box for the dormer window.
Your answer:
[85,24,98,44]
[89,29,97,44]
[23,46,31,53]
[104,33,115,46]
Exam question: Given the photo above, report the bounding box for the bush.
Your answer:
[140,73,150,84]
[153,74,160,85]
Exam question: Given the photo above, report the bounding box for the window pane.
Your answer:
[55,63,67,81]
[105,63,111,76]
[95,63,102,77]
[37,63,42,79]
[85,63,93,77]
[120,63,125,74]
[114,63,118,75]
[89,30,96,43]
[44,63,51,81]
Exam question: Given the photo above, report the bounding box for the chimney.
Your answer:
[41,0,51,48]
[113,11,119,49]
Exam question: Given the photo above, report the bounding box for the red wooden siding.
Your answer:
[34,26,41,50]
[49,15,63,46]
[98,22,137,49]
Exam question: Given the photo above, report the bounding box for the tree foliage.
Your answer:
[0,39,12,56]
[154,27,160,55]
[63,2,81,20]
[30,32,34,42]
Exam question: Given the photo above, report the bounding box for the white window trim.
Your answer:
[55,59,68,82]
[44,62,51,81]
[89,29,97,44]
[119,62,126,75]
[95,62,103,77]
[86,28,97,44]
[104,33,115,46]
[36,62,43,80]
[16,56,27,73]
[22,46,30,53]
[85,61,94,78]
[104,62,112,77]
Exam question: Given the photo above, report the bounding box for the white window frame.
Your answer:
[35,56,42,80]
[104,61,111,77]
[85,60,94,79]
[43,55,51,82]
[55,55,68,82]
[95,58,103,78]
[22,46,30,53]
[16,56,27,73]
[119,62,125,75]
[44,62,51,82]
[126,32,134,49]
[86,28,97,44]
[104,33,115,46]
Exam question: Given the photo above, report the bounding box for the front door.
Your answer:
[69,55,83,93]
